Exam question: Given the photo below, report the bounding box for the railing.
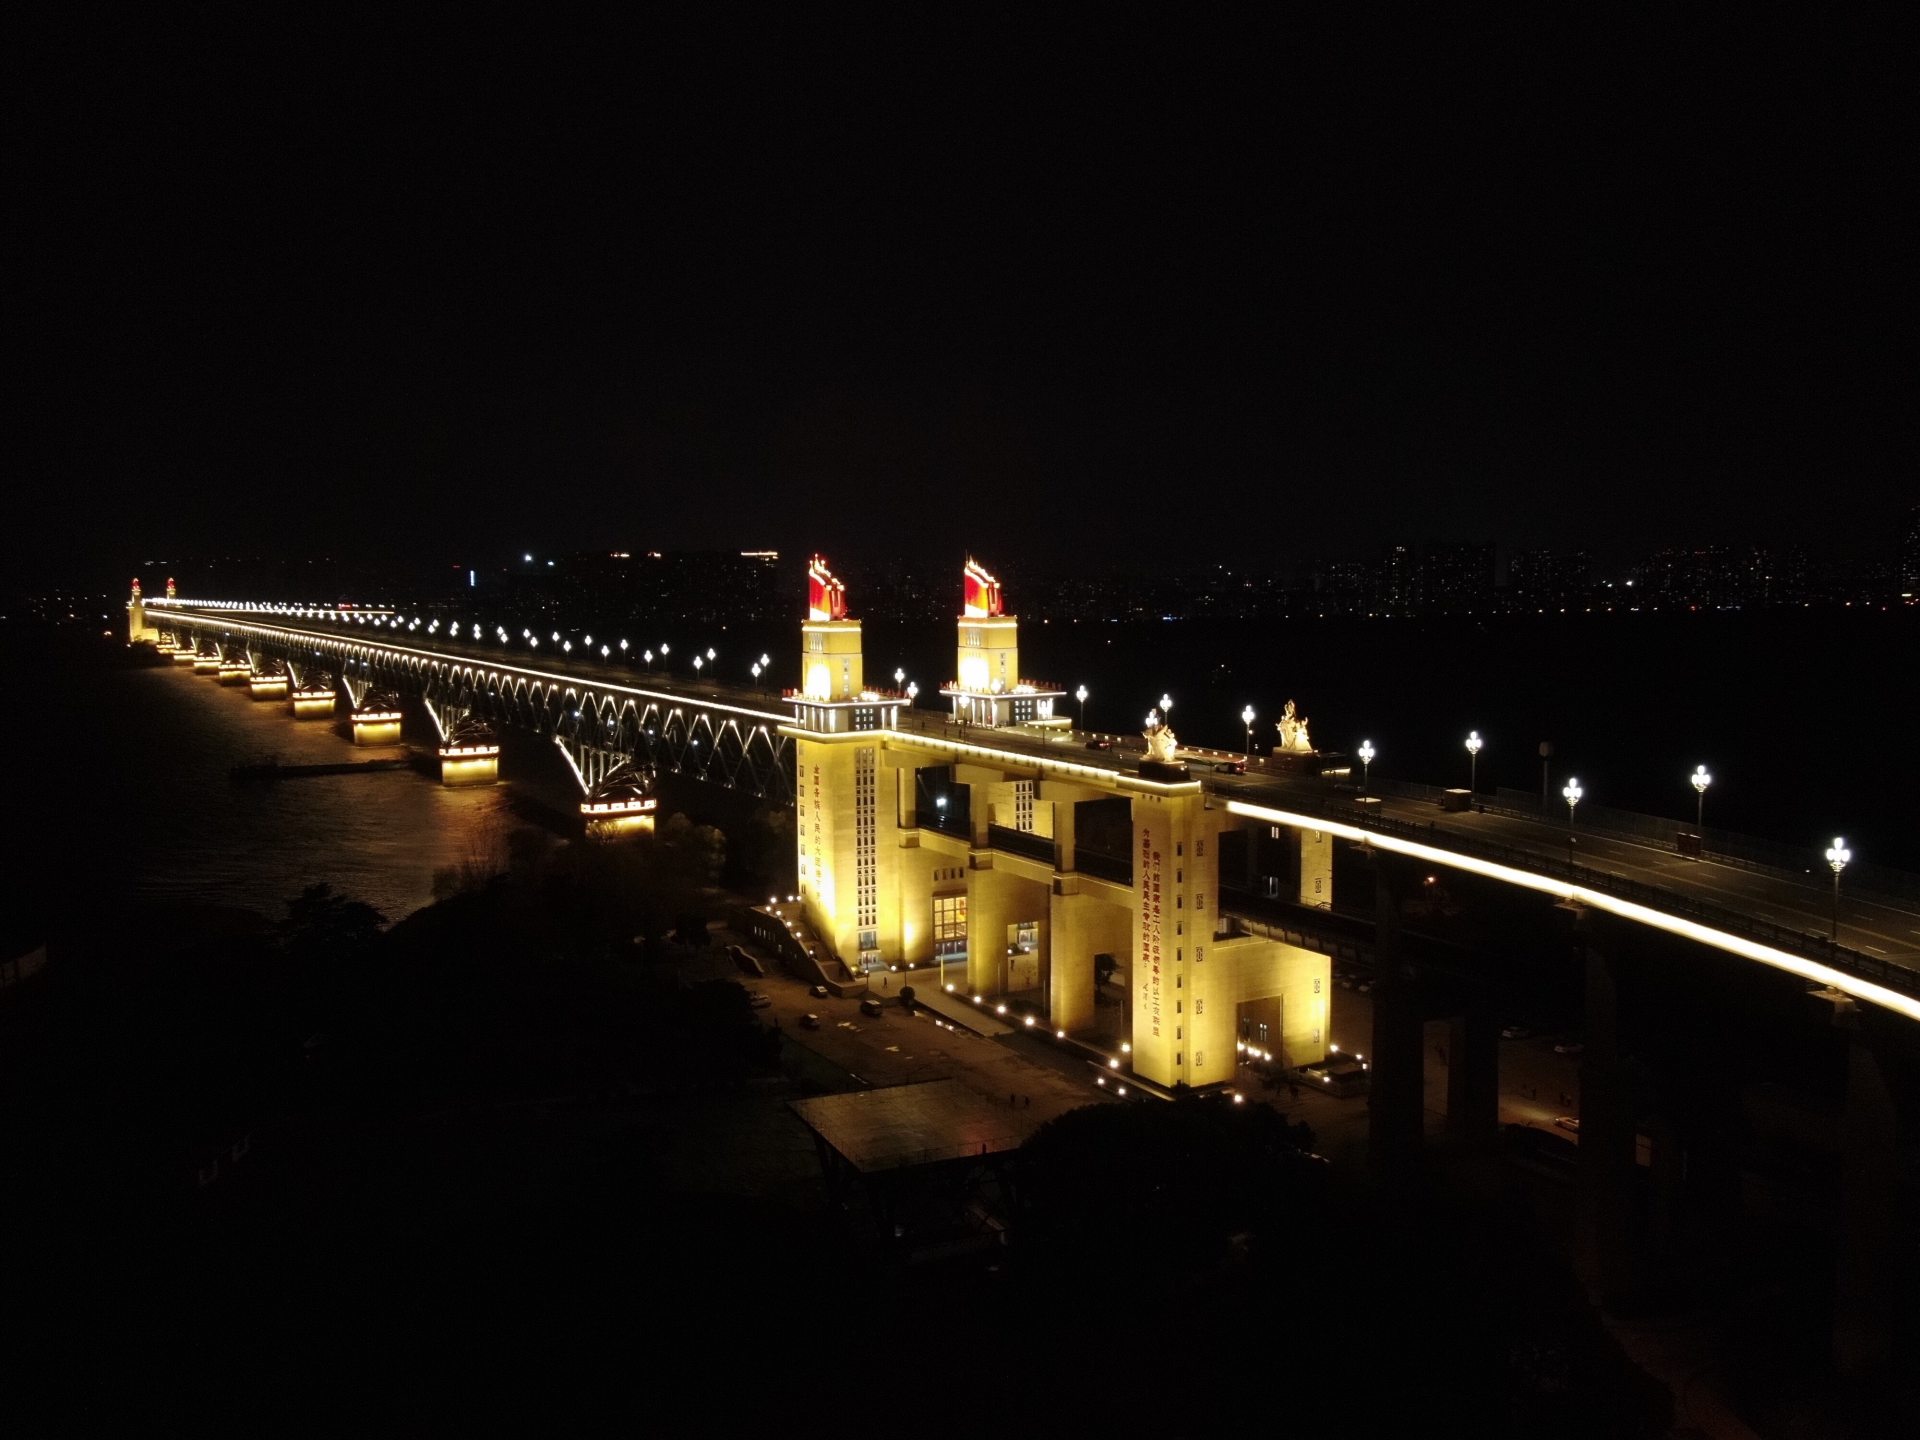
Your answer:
[1227,777,1916,994]
[988,824,1056,865]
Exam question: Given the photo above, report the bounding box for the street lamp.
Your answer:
[643,649,653,667]
[1075,684,1088,729]
[1691,765,1712,832]
[1826,837,1851,942]
[1357,739,1375,794]
[1562,778,1583,872]
[1242,705,1256,754]
[1466,730,1483,794]
[906,681,918,702]
[1160,693,1173,721]
[751,661,762,683]
[895,667,906,689]
[692,655,703,674]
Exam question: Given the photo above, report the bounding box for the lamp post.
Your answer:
[895,667,906,690]
[1562,778,1582,872]
[1357,739,1375,795]
[692,655,703,676]
[1691,765,1712,833]
[1826,837,1851,943]
[1466,730,1483,795]
[1075,684,1088,730]
[1242,705,1256,754]
[906,681,918,703]
[751,661,762,685]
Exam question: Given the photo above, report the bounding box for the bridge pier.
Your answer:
[351,700,403,746]
[1817,991,1899,1386]
[290,684,337,719]
[1575,928,1640,1304]
[1443,1001,1502,1146]
[192,649,221,675]
[1367,859,1426,1165]
[248,666,289,700]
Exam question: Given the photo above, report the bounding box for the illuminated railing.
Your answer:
[1229,781,1915,992]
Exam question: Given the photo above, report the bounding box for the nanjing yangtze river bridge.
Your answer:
[131,563,1920,1119]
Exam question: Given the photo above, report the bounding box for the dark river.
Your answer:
[6,603,1914,951]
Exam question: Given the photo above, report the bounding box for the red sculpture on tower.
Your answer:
[807,555,848,622]
[962,557,1003,618]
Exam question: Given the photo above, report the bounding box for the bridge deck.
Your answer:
[149,601,1920,1007]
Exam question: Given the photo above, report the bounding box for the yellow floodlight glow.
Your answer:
[1224,799,1920,1023]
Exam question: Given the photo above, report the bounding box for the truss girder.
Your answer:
[166,620,795,802]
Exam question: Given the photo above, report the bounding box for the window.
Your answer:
[932,894,967,962]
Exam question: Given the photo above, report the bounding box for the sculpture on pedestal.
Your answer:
[1275,699,1312,754]
[1143,713,1179,764]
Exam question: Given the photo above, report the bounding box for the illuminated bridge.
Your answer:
[130,564,1920,1328]
[134,580,1920,1029]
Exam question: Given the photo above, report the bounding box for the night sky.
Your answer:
[12,10,1912,583]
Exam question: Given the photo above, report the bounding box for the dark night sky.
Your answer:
[10,9,1913,583]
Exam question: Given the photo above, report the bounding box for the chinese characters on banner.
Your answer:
[1138,821,1163,1039]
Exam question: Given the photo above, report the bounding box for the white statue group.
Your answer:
[1275,699,1312,754]
[1142,711,1179,763]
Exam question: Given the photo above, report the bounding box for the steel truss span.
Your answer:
[151,608,795,803]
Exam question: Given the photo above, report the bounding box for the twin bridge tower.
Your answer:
[788,557,1330,1090]
[131,562,1335,1091]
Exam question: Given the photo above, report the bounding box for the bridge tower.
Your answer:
[788,558,908,973]
[799,555,862,702]
[938,558,1065,728]
[127,578,152,645]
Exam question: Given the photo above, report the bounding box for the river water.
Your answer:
[7,630,560,937]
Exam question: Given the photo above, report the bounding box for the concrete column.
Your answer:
[1576,934,1638,1303]
[1834,1019,1897,1383]
[1367,861,1424,1163]
[1048,890,1125,1035]
[896,764,917,829]
[965,864,1011,996]
[1444,1003,1501,1146]
[1299,827,1333,909]
[1050,796,1077,873]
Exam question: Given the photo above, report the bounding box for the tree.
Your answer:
[279,884,387,963]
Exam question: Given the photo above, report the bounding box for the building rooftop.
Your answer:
[788,1078,1039,1173]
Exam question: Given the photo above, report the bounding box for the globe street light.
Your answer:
[692,655,703,674]
[1160,693,1173,720]
[751,661,762,683]
[906,681,918,701]
[1826,837,1851,942]
[1466,730,1483,794]
[643,649,653,667]
[1563,778,1583,872]
[1075,684,1088,729]
[1691,765,1712,833]
[1357,739,1375,795]
[1242,705,1256,754]
[895,667,906,689]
